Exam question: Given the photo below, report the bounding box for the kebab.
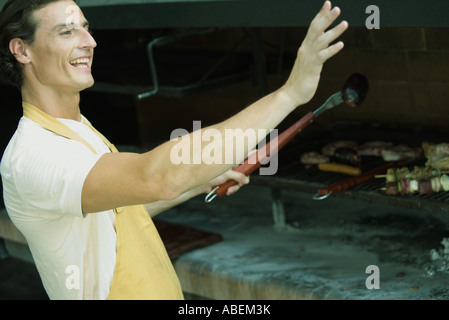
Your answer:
[381,166,449,195]
[423,142,449,170]
[422,142,449,163]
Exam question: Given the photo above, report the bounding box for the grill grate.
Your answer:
[252,122,449,213]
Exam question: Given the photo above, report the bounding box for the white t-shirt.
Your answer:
[0,116,117,300]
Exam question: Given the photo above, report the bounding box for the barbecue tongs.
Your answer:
[205,73,369,203]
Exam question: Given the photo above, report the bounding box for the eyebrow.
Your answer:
[52,20,90,32]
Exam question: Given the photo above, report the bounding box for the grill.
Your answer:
[251,121,449,213]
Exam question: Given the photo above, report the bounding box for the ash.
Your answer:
[427,238,449,276]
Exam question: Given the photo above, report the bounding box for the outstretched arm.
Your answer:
[82,1,348,214]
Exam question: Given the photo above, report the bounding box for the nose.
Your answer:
[79,28,97,49]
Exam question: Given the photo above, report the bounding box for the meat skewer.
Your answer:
[380,166,449,195]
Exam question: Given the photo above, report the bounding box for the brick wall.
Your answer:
[314,27,449,130]
[135,26,449,146]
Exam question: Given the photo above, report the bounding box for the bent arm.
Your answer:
[81,1,348,214]
[145,169,250,217]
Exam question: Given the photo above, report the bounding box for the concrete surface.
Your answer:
[1,184,449,300]
[159,185,449,300]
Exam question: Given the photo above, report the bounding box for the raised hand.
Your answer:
[283,1,348,107]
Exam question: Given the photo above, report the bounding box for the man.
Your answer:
[0,0,348,299]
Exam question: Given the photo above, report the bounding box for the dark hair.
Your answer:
[0,0,78,89]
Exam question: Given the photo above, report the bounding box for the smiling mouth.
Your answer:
[69,58,91,69]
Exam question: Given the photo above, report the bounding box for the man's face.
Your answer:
[25,0,97,93]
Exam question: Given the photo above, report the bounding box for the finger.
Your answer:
[318,20,349,49]
[306,3,342,45]
[311,1,332,26]
[224,170,249,186]
[226,175,250,196]
[318,41,345,62]
[311,5,342,40]
[226,185,240,196]
[316,6,342,34]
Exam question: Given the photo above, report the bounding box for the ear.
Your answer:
[9,38,31,64]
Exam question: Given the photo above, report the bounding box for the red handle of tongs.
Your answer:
[205,112,316,202]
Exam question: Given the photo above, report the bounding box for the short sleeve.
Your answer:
[13,137,103,218]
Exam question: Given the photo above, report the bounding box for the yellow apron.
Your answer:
[22,102,184,300]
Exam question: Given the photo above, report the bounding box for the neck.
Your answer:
[21,83,82,121]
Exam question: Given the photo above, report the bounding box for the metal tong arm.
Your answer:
[313,91,343,118]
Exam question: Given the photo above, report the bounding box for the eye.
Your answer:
[60,30,74,36]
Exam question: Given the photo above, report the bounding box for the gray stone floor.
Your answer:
[1,184,449,300]
[163,185,449,299]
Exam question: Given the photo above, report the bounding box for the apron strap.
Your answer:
[22,102,118,154]
[82,120,119,153]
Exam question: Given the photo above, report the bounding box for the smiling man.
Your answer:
[0,0,348,300]
[9,1,95,119]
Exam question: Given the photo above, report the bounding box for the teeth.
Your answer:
[69,58,90,65]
